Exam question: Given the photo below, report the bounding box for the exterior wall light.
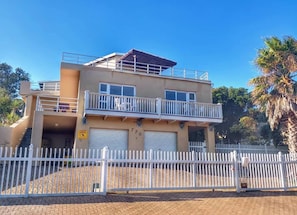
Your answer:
[136,118,143,127]
[82,116,87,124]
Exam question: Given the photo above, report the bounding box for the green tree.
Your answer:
[0,88,12,124]
[0,63,30,98]
[249,36,297,153]
[0,88,12,125]
[0,87,25,125]
[0,62,28,125]
[228,116,258,144]
[259,124,283,146]
[213,87,251,144]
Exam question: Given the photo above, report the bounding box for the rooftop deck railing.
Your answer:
[62,52,208,81]
[30,81,60,92]
[62,52,99,65]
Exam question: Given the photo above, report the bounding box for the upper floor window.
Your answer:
[99,83,135,96]
[165,90,196,102]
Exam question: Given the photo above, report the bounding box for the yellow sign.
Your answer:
[78,130,88,139]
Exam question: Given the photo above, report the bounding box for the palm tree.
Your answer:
[249,36,297,153]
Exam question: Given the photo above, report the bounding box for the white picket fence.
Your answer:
[0,145,297,198]
[215,143,289,154]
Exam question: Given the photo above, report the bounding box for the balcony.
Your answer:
[31,81,60,91]
[36,95,78,114]
[20,81,60,96]
[62,52,208,81]
[84,92,222,123]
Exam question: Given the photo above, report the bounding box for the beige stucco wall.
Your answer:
[204,126,215,152]
[60,68,79,98]
[74,116,189,152]
[0,116,29,148]
[26,95,36,128]
[20,94,36,128]
[10,116,30,148]
[78,67,212,103]
[20,81,31,95]
[0,126,12,147]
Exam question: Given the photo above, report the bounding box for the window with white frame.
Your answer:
[165,90,196,102]
[164,90,196,115]
[99,83,135,96]
[99,83,136,111]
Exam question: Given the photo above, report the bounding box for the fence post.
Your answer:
[149,149,153,188]
[264,144,268,154]
[232,150,240,193]
[100,146,109,195]
[191,151,197,188]
[202,141,207,153]
[278,152,287,191]
[25,144,33,197]
[156,98,162,116]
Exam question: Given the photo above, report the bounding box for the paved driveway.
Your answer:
[1,190,296,215]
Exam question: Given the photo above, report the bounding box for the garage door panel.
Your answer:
[144,131,176,151]
[89,129,128,150]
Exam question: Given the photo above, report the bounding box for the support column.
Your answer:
[30,111,44,149]
[204,125,215,153]
[177,124,188,152]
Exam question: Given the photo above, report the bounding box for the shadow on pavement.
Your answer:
[1,190,297,206]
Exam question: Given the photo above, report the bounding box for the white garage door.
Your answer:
[144,131,177,151]
[89,129,128,150]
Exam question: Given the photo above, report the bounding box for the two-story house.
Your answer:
[20,49,223,153]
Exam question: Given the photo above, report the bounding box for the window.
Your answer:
[189,93,195,102]
[110,85,121,95]
[98,83,136,111]
[100,84,107,93]
[165,90,196,102]
[123,86,134,96]
[164,90,196,115]
[165,91,176,100]
[99,83,135,96]
[177,92,187,101]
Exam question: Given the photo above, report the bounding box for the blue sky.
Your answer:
[1,0,297,89]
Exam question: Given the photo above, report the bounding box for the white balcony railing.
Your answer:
[36,96,78,113]
[161,100,222,118]
[62,52,208,81]
[85,92,222,120]
[85,92,157,114]
[30,81,60,92]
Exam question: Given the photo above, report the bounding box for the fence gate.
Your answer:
[188,141,207,152]
[0,145,106,197]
